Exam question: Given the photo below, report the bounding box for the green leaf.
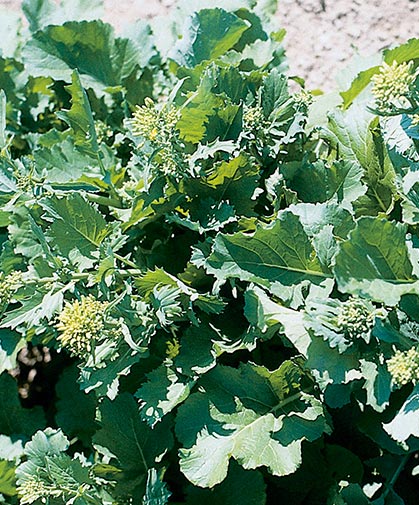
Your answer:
[326,106,396,215]
[244,285,312,352]
[286,160,366,210]
[360,359,392,412]
[56,70,99,159]
[136,365,194,427]
[0,373,46,437]
[0,90,5,150]
[22,20,145,92]
[41,193,109,266]
[383,385,419,443]
[23,0,104,32]
[175,363,328,488]
[93,393,174,496]
[0,460,16,496]
[206,211,328,287]
[261,68,289,117]
[16,428,98,504]
[339,39,419,107]
[169,9,249,68]
[0,329,26,375]
[185,462,266,505]
[334,217,418,305]
[55,366,97,446]
[142,468,171,505]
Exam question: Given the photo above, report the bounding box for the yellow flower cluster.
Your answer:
[0,271,22,309]
[243,105,265,131]
[336,297,376,340]
[56,295,109,357]
[17,477,51,504]
[130,97,179,142]
[387,347,419,387]
[130,97,184,177]
[410,114,419,127]
[371,60,416,110]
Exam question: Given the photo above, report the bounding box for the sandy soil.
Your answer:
[1,0,418,90]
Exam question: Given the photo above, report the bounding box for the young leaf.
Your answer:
[169,8,249,68]
[56,70,100,160]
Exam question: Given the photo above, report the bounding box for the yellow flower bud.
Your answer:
[56,295,109,357]
[371,60,416,110]
[387,347,419,387]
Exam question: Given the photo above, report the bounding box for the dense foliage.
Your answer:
[1,0,419,503]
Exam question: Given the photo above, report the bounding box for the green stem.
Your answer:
[114,253,141,270]
[85,192,124,209]
[27,268,143,285]
[382,454,410,499]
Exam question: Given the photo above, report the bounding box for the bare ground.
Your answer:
[1,0,419,90]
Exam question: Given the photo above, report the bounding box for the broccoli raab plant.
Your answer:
[2,0,419,503]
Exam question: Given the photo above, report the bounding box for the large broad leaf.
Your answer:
[334,217,419,305]
[93,393,174,497]
[22,20,148,93]
[286,160,366,211]
[206,211,328,286]
[169,8,249,68]
[244,285,312,353]
[41,193,109,266]
[326,106,396,216]
[175,363,328,488]
[0,373,46,437]
[383,384,419,443]
[56,70,100,159]
[22,0,104,32]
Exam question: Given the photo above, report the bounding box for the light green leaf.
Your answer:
[334,217,418,305]
[41,193,109,265]
[244,285,311,354]
[22,20,145,93]
[207,211,328,286]
[23,0,104,32]
[56,70,99,159]
[0,460,16,496]
[360,359,392,412]
[175,363,328,488]
[136,365,194,427]
[384,384,419,443]
[326,106,396,215]
[169,9,249,68]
